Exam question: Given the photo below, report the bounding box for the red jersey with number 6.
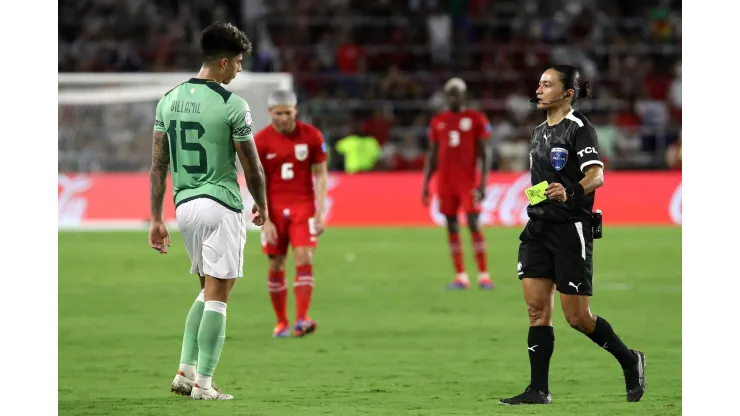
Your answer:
[428,109,492,189]
[254,121,327,207]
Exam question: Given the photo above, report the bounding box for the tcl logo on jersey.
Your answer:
[577,147,598,157]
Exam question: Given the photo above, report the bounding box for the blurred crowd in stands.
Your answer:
[58,0,682,173]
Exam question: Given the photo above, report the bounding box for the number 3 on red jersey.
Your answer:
[448,131,460,147]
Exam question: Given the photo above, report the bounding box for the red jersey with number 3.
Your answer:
[254,121,327,207]
[428,109,492,189]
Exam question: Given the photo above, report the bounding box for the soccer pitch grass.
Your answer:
[59,227,681,415]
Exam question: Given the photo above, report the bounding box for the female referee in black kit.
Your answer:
[499,65,646,405]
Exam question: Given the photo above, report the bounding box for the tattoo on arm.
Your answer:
[150,131,170,221]
[235,140,267,211]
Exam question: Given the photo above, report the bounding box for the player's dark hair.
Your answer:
[549,65,592,103]
[200,22,252,61]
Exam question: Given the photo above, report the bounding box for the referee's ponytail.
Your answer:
[578,81,592,100]
[550,65,591,104]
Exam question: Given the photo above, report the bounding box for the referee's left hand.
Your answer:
[545,182,568,202]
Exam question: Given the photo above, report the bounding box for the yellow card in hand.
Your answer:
[525,181,548,205]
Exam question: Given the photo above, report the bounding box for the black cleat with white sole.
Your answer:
[624,350,646,402]
[499,386,552,405]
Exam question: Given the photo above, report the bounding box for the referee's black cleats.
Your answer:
[624,350,647,402]
[499,350,644,405]
[499,386,552,405]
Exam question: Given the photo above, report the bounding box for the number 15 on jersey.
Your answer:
[167,120,208,174]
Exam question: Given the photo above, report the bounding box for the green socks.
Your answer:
[195,300,228,386]
[179,290,205,371]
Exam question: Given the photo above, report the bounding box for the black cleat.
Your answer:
[624,350,646,402]
[499,386,552,405]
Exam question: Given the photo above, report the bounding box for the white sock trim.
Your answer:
[195,373,212,390]
[204,300,227,316]
[196,289,205,303]
[178,363,196,380]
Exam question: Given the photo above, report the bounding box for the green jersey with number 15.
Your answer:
[153,78,253,212]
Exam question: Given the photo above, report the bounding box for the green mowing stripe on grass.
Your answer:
[59,228,681,415]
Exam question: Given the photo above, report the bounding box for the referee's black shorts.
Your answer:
[517,218,594,296]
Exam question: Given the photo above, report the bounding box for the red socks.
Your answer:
[267,269,288,324]
[448,231,489,277]
[269,266,316,324]
[471,231,488,274]
[294,265,314,322]
[448,232,465,274]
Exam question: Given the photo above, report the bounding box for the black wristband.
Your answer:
[566,183,585,199]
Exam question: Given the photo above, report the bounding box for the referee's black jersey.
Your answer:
[528,109,603,223]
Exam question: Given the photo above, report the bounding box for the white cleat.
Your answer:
[170,371,194,396]
[191,384,233,400]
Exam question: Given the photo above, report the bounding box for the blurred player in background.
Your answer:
[148,22,267,400]
[254,89,328,338]
[665,132,681,169]
[421,78,494,290]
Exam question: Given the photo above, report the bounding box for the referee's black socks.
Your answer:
[528,326,554,392]
[587,316,638,369]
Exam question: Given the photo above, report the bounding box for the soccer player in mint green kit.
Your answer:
[148,22,268,401]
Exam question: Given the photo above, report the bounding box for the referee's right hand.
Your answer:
[545,182,568,202]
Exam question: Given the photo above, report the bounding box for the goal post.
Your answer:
[58,71,293,136]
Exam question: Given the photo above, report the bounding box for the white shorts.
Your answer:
[175,198,246,279]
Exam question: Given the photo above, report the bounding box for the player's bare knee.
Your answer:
[268,255,286,272]
[561,294,596,333]
[204,275,232,304]
[526,301,551,326]
[293,247,313,266]
[466,214,480,233]
[564,311,594,334]
[565,315,588,333]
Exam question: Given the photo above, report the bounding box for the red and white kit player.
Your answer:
[254,90,328,337]
[421,78,494,290]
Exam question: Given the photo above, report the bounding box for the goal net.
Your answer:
[58,72,293,173]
